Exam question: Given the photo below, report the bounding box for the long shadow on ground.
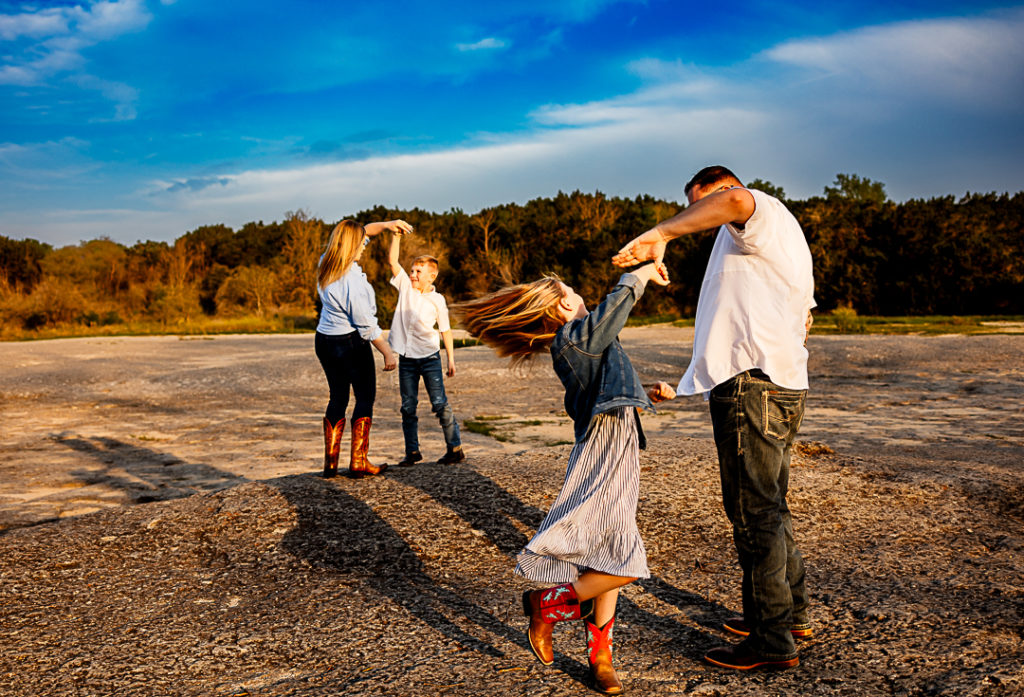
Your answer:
[269,474,534,691]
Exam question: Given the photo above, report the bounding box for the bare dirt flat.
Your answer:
[1,329,1022,696]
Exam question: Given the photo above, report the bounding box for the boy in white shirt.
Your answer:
[387,230,464,466]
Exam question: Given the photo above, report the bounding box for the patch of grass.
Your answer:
[452,337,481,349]
[545,439,574,447]
[812,313,1024,336]
[517,420,543,426]
[0,314,320,341]
[626,313,681,327]
[464,419,512,442]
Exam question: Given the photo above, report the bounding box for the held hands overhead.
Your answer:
[612,227,669,268]
[365,219,415,237]
[630,260,671,287]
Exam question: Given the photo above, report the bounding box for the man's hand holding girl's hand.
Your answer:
[632,261,670,286]
[613,227,668,268]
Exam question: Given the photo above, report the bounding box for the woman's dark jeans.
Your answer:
[398,352,460,455]
[709,369,809,659]
[315,331,375,424]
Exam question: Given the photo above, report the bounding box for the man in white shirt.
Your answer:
[614,165,814,671]
[387,231,464,466]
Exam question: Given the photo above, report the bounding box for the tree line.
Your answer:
[1,175,1022,335]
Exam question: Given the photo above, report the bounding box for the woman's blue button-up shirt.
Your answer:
[316,261,383,341]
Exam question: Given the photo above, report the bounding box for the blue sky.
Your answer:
[2,0,1022,246]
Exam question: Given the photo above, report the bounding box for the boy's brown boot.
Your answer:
[398,450,422,467]
[348,417,387,478]
[322,417,345,478]
[521,583,594,665]
[585,617,623,695]
[436,445,465,464]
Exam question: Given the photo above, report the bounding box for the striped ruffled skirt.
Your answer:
[515,406,650,583]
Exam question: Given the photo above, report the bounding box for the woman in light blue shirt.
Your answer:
[316,218,411,478]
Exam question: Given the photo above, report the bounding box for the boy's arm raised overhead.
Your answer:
[388,231,404,279]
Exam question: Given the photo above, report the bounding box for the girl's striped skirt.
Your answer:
[515,406,649,583]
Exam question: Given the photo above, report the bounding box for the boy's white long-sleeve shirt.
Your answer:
[388,268,451,358]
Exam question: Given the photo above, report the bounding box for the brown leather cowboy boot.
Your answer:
[521,583,594,665]
[585,617,623,695]
[348,417,387,478]
[322,417,345,478]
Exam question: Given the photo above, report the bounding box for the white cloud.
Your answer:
[74,74,139,121]
[456,37,508,52]
[127,103,767,237]
[0,0,151,118]
[0,8,69,40]
[76,0,151,39]
[763,8,1024,108]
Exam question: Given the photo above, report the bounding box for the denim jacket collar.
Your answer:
[550,273,653,446]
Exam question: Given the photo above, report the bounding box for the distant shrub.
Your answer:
[0,278,89,330]
[832,305,866,333]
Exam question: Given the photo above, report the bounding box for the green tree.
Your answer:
[747,178,786,200]
[824,173,888,204]
[281,210,326,309]
[216,265,278,317]
[0,236,51,292]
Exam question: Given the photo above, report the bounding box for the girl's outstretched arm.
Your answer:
[564,262,667,354]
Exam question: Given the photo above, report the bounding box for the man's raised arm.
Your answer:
[612,187,756,267]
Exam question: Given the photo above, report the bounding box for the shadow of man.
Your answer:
[394,464,732,673]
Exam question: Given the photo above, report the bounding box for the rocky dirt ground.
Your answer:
[1,329,1022,696]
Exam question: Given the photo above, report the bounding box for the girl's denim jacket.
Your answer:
[550,273,654,447]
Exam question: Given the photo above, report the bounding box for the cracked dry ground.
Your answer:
[1,330,1022,696]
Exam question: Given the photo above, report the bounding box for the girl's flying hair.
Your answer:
[453,276,566,367]
[318,220,365,289]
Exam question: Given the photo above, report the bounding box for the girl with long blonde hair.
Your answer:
[315,218,412,478]
[455,263,674,695]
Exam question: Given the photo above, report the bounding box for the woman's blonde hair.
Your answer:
[318,220,365,289]
[453,276,567,366]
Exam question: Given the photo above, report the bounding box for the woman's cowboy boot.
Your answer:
[322,417,345,478]
[585,617,623,695]
[348,417,388,478]
[521,583,594,665]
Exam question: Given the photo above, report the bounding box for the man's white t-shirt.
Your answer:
[678,188,816,395]
[388,268,451,359]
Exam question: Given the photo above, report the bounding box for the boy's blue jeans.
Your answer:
[709,369,809,660]
[399,352,461,455]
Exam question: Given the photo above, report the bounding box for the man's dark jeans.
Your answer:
[709,369,809,659]
[399,352,460,455]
